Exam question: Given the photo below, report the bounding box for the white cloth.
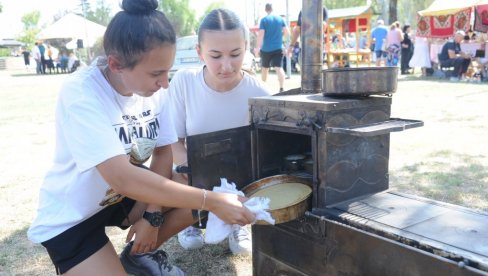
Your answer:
[28,64,178,243]
[409,37,432,68]
[205,179,275,244]
[167,67,271,137]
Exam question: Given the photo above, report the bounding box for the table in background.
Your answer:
[327,49,371,67]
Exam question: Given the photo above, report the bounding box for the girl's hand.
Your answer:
[126,218,159,255]
[208,192,255,226]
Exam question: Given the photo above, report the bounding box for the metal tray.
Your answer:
[242,175,312,225]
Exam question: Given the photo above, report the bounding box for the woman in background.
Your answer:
[409,36,432,76]
[386,22,403,67]
[401,24,413,74]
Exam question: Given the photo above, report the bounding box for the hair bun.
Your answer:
[121,0,158,15]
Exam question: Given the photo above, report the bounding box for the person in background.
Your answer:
[169,8,271,256]
[68,52,80,72]
[438,30,472,81]
[56,52,70,73]
[371,19,388,66]
[45,45,56,73]
[385,22,403,66]
[359,33,368,50]
[38,42,46,74]
[27,0,255,275]
[255,3,289,93]
[409,36,432,76]
[31,42,42,74]
[21,47,30,70]
[288,6,328,64]
[332,32,347,49]
[400,24,413,74]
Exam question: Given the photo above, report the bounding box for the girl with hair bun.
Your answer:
[168,8,271,256]
[28,1,255,275]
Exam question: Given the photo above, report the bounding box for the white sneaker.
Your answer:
[177,226,204,250]
[228,225,252,255]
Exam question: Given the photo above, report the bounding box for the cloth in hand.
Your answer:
[204,178,275,244]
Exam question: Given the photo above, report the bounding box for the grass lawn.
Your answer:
[0,69,487,275]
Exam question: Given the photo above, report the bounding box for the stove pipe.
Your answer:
[300,0,323,94]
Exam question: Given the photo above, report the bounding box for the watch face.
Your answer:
[151,215,164,227]
[144,211,164,227]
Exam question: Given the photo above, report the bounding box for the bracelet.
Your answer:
[200,189,207,210]
[198,189,207,227]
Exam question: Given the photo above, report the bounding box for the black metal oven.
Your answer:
[181,0,488,273]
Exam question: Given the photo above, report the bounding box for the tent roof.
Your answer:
[328,5,372,20]
[0,39,25,48]
[418,0,480,16]
[37,13,106,45]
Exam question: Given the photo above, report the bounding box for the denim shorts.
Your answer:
[41,197,136,274]
[375,50,387,58]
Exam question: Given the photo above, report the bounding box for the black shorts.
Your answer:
[260,49,284,68]
[41,197,136,274]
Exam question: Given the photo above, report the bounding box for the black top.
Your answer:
[402,33,413,50]
[439,41,460,61]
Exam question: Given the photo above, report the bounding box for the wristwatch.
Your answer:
[143,211,165,227]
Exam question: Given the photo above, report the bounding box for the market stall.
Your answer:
[325,5,372,67]
[416,0,488,77]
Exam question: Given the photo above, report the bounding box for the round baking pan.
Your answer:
[242,175,312,225]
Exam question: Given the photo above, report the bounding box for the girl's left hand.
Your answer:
[126,218,159,255]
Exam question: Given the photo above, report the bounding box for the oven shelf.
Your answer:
[326,118,424,137]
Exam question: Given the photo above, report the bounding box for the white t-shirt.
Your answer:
[168,67,271,137]
[28,65,177,243]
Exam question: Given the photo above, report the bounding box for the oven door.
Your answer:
[186,125,254,191]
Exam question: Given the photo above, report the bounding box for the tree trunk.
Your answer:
[389,0,398,23]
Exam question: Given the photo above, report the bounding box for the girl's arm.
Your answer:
[96,154,255,225]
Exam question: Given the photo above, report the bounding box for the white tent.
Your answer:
[418,0,486,16]
[37,13,106,47]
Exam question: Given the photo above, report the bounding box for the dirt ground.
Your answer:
[0,66,487,275]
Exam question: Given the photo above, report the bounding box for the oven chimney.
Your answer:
[300,0,323,94]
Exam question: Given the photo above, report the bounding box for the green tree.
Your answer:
[198,1,225,24]
[158,0,198,36]
[398,0,435,26]
[86,0,112,26]
[17,11,41,48]
[0,2,3,13]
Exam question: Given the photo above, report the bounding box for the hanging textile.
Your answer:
[453,8,471,33]
[474,4,488,33]
[427,8,471,38]
[416,15,431,37]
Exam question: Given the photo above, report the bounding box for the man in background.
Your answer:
[31,42,42,75]
[255,3,289,93]
[438,30,472,81]
[371,19,388,66]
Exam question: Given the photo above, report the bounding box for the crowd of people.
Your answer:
[372,19,488,82]
[22,42,80,75]
[371,19,414,73]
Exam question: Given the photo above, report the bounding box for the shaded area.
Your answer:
[390,151,488,211]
